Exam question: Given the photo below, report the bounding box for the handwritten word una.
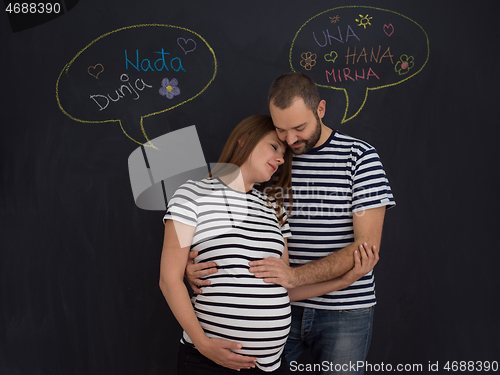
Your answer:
[90,74,153,111]
[125,48,186,72]
[313,25,360,46]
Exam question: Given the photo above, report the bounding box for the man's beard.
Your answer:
[290,118,321,155]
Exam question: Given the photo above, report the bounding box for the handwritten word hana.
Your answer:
[125,48,185,72]
[345,46,394,65]
[90,74,153,111]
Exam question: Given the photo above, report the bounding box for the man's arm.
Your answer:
[288,242,379,301]
[248,206,386,288]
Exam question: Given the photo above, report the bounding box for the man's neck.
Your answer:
[314,123,333,149]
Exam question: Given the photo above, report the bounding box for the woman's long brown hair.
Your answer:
[210,114,293,225]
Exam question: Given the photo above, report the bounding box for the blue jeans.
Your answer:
[284,305,374,375]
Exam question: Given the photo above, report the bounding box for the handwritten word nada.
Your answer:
[125,48,186,72]
[90,74,153,111]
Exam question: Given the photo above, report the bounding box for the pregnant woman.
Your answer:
[159,115,376,374]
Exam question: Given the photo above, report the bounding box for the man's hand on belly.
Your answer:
[249,257,298,288]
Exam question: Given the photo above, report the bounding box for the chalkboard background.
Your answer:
[1,0,499,374]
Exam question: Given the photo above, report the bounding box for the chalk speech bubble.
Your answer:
[290,6,429,123]
[56,24,217,145]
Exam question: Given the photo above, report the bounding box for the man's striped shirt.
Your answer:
[286,131,395,310]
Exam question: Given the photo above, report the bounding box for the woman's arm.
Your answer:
[159,220,257,370]
[281,241,379,302]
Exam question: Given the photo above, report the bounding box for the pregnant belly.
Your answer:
[187,284,291,370]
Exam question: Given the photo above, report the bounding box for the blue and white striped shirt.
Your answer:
[286,130,395,310]
[164,178,291,372]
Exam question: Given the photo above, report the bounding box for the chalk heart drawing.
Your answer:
[88,63,104,79]
[383,24,394,36]
[177,38,197,54]
[324,51,338,63]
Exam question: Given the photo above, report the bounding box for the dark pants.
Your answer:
[177,343,291,375]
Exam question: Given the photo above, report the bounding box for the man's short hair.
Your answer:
[268,72,321,112]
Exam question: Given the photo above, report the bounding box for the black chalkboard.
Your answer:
[1,0,499,374]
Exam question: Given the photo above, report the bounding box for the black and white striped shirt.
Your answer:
[286,131,395,310]
[164,178,291,372]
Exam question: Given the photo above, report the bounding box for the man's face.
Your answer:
[269,97,322,155]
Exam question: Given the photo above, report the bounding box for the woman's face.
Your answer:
[241,131,286,184]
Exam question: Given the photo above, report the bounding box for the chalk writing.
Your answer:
[326,67,380,83]
[56,24,217,146]
[313,25,360,46]
[289,6,429,123]
[344,46,394,65]
[90,74,153,111]
[125,49,185,72]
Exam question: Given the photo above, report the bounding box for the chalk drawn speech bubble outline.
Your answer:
[55,24,217,146]
[289,6,430,123]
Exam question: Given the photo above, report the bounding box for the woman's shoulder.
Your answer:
[175,177,219,194]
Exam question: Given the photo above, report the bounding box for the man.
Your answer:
[186,72,395,374]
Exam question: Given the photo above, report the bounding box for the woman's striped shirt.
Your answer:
[164,177,291,372]
[286,131,395,310]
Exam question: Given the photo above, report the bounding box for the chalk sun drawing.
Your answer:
[355,14,373,29]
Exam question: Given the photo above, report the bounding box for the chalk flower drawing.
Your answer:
[159,78,181,99]
[300,52,317,71]
[395,55,415,75]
